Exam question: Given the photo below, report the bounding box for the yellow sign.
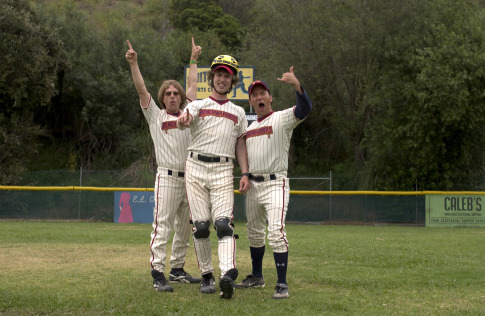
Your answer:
[185,66,255,101]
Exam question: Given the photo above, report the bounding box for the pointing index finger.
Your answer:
[127,40,133,50]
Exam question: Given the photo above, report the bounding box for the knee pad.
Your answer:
[193,220,210,239]
[214,218,234,239]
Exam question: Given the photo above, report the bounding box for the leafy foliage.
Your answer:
[169,0,243,48]
[364,0,485,190]
[1,0,485,190]
[241,0,485,190]
[0,0,66,184]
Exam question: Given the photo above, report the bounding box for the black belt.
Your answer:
[250,174,276,182]
[191,152,229,163]
[168,169,185,177]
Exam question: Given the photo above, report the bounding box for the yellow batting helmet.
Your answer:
[211,55,239,74]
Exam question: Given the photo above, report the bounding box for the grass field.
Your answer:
[0,221,484,315]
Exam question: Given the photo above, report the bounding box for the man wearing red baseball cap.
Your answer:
[235,66,312,299]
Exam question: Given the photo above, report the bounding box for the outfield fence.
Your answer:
[1,170,484,226]
[2,184,483,225]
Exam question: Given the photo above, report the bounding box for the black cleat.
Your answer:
[235,274,265,288]
[273,283,289,299]
[169,269,202,284]
[219,268,238,299]
[200,273,216,294]
[151,270,173,292]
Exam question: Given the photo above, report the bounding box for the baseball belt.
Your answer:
[190,152,229,163]
[167,169,185,178]
[250,174,276,182]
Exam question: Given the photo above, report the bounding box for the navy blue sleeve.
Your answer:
[294,86,312,120]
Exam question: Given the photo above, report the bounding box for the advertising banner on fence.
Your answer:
[114,191,153,223]
[426,195,485,227]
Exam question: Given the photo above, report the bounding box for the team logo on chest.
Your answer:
[247,126,273,139]
[199,109,238,125]
[161,121,178,133]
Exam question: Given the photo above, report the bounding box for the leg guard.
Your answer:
[214,217,234,239]
[193,220,210,239]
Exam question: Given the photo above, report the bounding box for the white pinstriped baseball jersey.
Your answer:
[246,107,303,175]
[142,95,191,171]
[142,94,192,273]
[185,97,247,158]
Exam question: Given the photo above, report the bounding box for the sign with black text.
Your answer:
[425,195,485,227]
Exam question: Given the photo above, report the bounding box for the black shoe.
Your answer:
[169,269,202,284]
[200,273,216,294]
[151,270,173,292]
[273,283,289,299]
[219,268,238,299]
[235,274,265,288]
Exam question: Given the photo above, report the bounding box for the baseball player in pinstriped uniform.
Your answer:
[126,38,202,292]
[235,67,312,299]
[177,55,251,299]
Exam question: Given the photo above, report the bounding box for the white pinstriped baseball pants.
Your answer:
[150,170,192,273]
[185,154,236,276]
[245,176,290,253]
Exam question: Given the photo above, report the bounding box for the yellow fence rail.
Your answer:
[1,186,484,195]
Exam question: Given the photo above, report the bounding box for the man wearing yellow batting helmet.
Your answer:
[177,54,250,299]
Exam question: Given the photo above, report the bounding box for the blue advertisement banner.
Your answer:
[114,191,154,223]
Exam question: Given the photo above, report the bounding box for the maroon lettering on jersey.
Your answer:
[199,109,238,125]
[246,126,273,139]
[161,121,178,133]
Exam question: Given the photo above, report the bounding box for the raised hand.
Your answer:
[125,40,137,64]
[191,37,202,61]
[277,66,302,93]
[177,108,192,129]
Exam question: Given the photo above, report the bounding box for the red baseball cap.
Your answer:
[248,80,270,95]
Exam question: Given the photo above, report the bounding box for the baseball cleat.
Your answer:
[272,283,289,299]
[153,277,174,292]
[219,268,238,299]
[200,273,216,294]
[169,269,202,284]
[151,270,173,292]
[235,274,265,288]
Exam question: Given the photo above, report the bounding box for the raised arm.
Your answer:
[125,40,150,107]
[277,66,312,119]
[186,37,202,102]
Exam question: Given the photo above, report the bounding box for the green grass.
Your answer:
[0,221,484,315]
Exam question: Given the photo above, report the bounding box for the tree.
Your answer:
[239,0,485,190]
[239,0,383,182]
[0,0,66,184]
[169,0,243,48]
[362,0,485,190]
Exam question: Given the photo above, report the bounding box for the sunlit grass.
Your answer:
[0,221,484,315]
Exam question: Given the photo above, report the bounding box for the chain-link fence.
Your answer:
[0,169,430,224]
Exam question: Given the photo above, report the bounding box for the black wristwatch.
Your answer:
[242,173,251,178]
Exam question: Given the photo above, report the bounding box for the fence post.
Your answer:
[78,166,83,220]
[329,170,332,222]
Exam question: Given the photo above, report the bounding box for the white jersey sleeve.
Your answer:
[246,107,302,174]
[141,95,191,170]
